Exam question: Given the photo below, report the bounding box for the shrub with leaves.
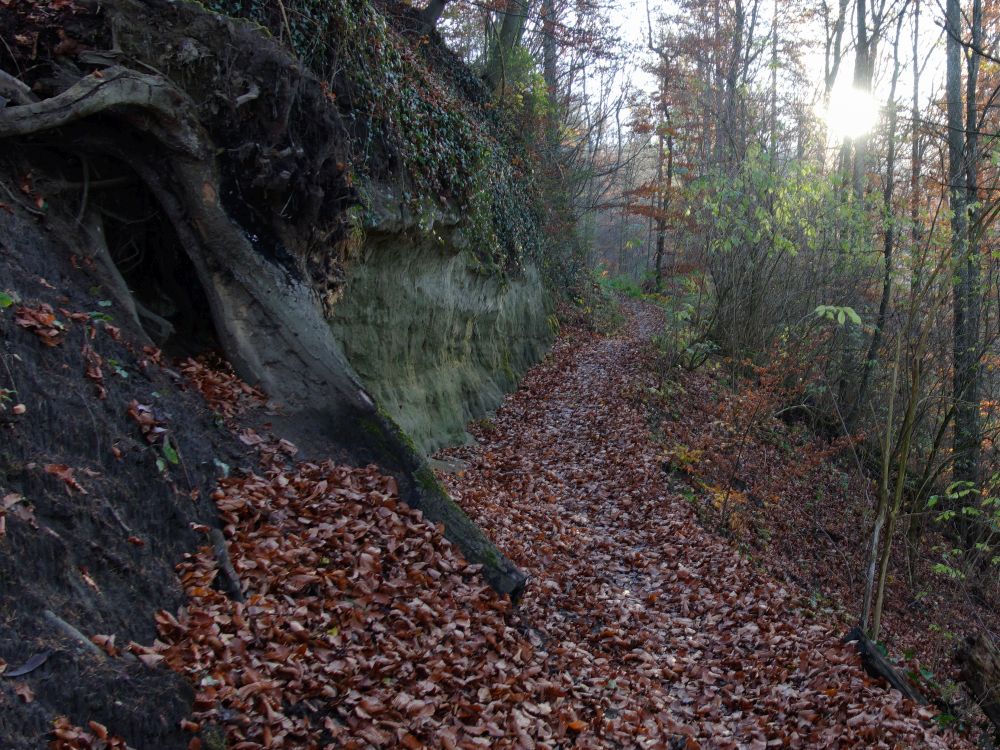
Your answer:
[927,479,1000,580]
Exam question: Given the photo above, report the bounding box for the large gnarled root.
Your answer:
[957,633,1000,739]
[0,66,205,156]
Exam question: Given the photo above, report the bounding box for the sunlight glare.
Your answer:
[821,83,879,142]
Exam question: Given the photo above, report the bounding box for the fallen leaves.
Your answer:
[15,304,66,346]
[1,491,37,535]
[149,456,528,748]
[49,716,133,750]
[180,356,267,418]
[434,306,971,749]
[126,400,168,445]
[90,634,120,657]
[79,566,101,593]
[109,309,974,749]
[44,463,88,494]
[82,345,107,399]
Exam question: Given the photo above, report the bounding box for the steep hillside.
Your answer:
[0,0,554,745]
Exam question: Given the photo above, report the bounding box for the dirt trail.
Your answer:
[436,304,968,748]
[43,303,974,749]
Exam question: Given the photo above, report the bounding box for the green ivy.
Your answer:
[204,0,546,276]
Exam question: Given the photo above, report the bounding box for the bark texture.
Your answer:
[956,633,1000,738]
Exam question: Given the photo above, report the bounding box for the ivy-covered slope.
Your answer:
[197,0,558,453]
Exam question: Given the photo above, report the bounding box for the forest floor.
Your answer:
[434,300,978,748]
[30,300,986,749]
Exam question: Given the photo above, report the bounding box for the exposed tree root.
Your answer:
[42,610,103,659]
[209,528,245,604]
[843,626,927,705]
[0,61,527,598]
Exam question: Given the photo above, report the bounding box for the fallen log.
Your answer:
[956,632,1000,738]
[843,627,927,704]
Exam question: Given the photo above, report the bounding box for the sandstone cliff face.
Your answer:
[329,219,552,454]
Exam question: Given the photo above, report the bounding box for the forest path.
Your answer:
[435,302,961,749]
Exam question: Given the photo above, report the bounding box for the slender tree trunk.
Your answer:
[769,1,778,158]
[823,0,850,98]
[654,129,666,288]
[851,0,871,201]
[483,0,531,91]
[872,355,922,640]
[541,0,557,133]
[904,0,927,565]
[959,0,983,547]
[722,0,745,165]
[862,336,899,633]
[948,0,980,490]
[848,7,906,430]
[909,0,922,288]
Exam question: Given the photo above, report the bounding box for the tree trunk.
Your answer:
[769,2,778,158]
[861,336,900,633]
[822,0,850,98]
[847,7,905,431]
[947,0,980,490]
[904,0,928,567]
[850,0,871,201]
[483,0,531,91]
[956,633,1000,738]
[419,0,449,30]
[540,0,560,154]
[871,353,921,640]
[541,0,557,103]
[654,129,666,288]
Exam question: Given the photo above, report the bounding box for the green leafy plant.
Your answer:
[814,304,862,327]
[162,436,180,466]
[597,272,644,300]
[107,359,129,379]
[926,478,1000,580]
[655,295,717,372]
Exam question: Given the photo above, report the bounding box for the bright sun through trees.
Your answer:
[822,81,880,141]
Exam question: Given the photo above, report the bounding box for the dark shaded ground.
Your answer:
[0,197,251,747]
